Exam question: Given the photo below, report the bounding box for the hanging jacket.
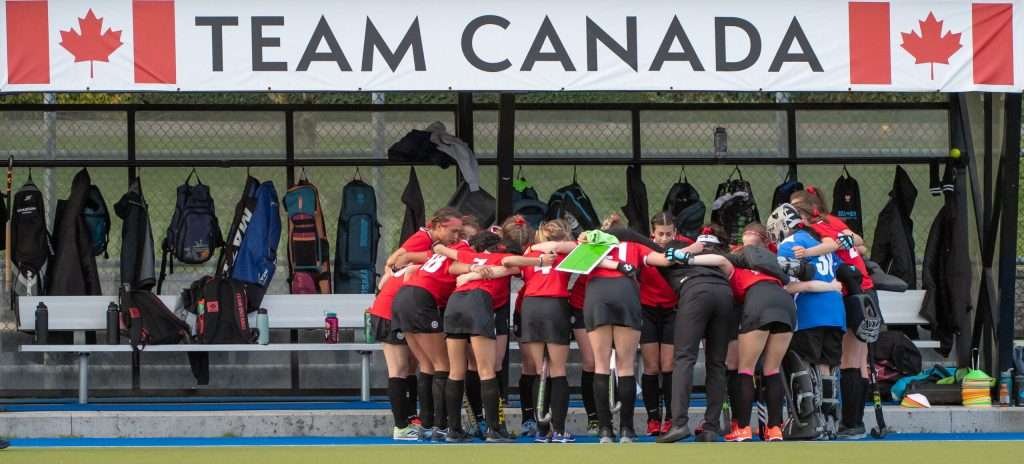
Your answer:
[920,163,971,364]
[115,178,156,291]
[400,167,425,245]
[47,169,102,296]
[621,165,650,237]
[870,166,917,288]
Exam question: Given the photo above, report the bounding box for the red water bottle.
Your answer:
[325,312,340,344]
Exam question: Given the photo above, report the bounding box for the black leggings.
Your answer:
[670,280,734,432]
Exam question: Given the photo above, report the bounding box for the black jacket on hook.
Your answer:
[47,169,102,296]
[115,177,156,291]
[870,166,918,289]
[400,167,425,244]
[621,165,650,237]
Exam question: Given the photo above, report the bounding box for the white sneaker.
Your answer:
[393,426,420,441]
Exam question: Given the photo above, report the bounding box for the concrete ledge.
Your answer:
[2,406,1023,438]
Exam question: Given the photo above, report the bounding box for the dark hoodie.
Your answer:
[47,169,102,296]
[871,166,918,289]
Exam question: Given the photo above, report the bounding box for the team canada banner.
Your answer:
[0,0,1020,92]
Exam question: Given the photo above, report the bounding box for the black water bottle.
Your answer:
[34,302,48,344]
[106,302,120,344]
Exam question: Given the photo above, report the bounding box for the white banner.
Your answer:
[0,0,1020,92]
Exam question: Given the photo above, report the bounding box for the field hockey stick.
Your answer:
[755,373,767,439]
[463,395,479,434]
[867,343,888,439]
[537,356,552,425]
[4,156,12,291]
[610,349,621,413]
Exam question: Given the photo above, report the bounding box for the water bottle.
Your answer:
[257,309,270,345]
[998,370,1012,406]
[1014,374,1024,407]
[713,127,728,154]
[34,302,48,344]
[106,302,120,344]
[364,311,376,343]
[325,312,340,344]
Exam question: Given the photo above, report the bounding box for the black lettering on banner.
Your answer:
[650,15,704,71]
[252,16,288,71]
[195,16,239,72]
[362,18,426,72]
[521,16,576,71]
[715,17,761,72]
[586,16,637,72]
[768,17,822,72]
[462,15,512,72]
[297,15,352,71]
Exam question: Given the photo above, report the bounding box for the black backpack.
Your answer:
[10,179,51,295]
[158,170,224,293]
[335,179,381,294]
[832,168,863,236]
[183,276,256,344]
[120,287,190,349]
[711,168,760,245]
[512,184,548,229]
[771,167,804,211]
[82,185,111,258]
[661,171,706,240]
[546,174,600,236]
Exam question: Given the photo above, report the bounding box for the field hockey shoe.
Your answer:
[586,419,600,435]
[521,419,539,437]
[473,421,488,439]
[660,419,672,435]
[724,425,752,442]
[429,427,448,442]
[392,425,421,441]
[598,427,616,444]
[647,418,662,436]
[484,428,517,443]
[0,439,9,450]
[619,426,637,444]
[533,430,552,443]
[836,424,867,440]
[550,432,576,443]
[765,426,784,442]
[445,429,473,443]
[655,425,692,444]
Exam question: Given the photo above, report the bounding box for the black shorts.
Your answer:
[495,302,510,336]
[513,310,523,338]
[739,282,796,334]
[583,276,642,331]
[392,286,443,334]
[570,310,585,330]
[640,306,675,345]
[444,290,497,339]
[520,297,572,345]
[370,314,406,345]
[790,327,843,367]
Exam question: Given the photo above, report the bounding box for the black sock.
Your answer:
[727,370,739,409]
[482,378,501,431]
[581,370,597,421]
[641,374,661,421]
[765,373,784,428]
[466,370,484,420]
[840,369,862,428]
[433,371,449,429]
[851,374,869,428]
[404,375,419,421]
[550,376,569,434]
[593,373,612,430]
[618,376,636,432]
[661,372,673,421]
[388,377,409,428]
[734,373,755,427]
[417,372,434,428]
[519,374,538,422]
[445,379,465,433]
[498,370,508,400]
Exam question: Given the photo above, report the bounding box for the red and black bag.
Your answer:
[183,276,256,344]
[119,288,190,350]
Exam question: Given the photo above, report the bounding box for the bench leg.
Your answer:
[360,351,371,402]
[78,353,90,405]
[131,350,141,391]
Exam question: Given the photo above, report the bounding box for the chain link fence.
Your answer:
[0,102,1004,395]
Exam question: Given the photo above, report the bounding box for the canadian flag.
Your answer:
[5,0,175,85]
[849,1,1014,85]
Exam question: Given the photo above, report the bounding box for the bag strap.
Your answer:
[157,249,170,294]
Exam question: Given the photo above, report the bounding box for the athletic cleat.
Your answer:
[586,419,600,436]
[836,424,867,440]
[550,432,576,443]
[521,419,539,437]
[392,426,420,441]
[724,425,752,442]
[445,429,473,443]
[598,427,616,444]
[660,420,672,435]
[484,428,517,443]
[647,418,662,436]
[619,427,637,444]
[430,427,448,442]
[533,430,552,443]
[473,420,488,439]
[409,416,423,428]
[765,426,784,442]
[0,439,9,450]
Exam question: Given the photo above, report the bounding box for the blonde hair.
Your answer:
[536,219,571,243]
[601,212,625,230]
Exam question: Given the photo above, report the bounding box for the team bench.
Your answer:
[17,290,933,404]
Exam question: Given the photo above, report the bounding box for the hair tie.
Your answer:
[806,186,817,194]
[701,226,713,235]
[514,216,526,226]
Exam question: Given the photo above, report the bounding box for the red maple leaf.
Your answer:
[900,12,962,80]
[59,9,123,78]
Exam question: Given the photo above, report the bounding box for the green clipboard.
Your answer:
[555,243,614,275]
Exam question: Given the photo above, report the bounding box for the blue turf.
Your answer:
[9,433,1024,448]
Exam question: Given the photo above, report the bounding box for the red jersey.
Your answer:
[369,268,410,319]
[639,265,677,309]
[730,268,782,303]
[454,250,516,310]
[589,242,653,279]
[404,241,471,307]
[569,275,588,311]
[808,216,873,291]
[401,228,434,252]
[520,250,571,299]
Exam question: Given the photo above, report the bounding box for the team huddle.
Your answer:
[368,186,880,444]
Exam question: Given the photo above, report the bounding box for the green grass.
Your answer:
[0,442,1021,464]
